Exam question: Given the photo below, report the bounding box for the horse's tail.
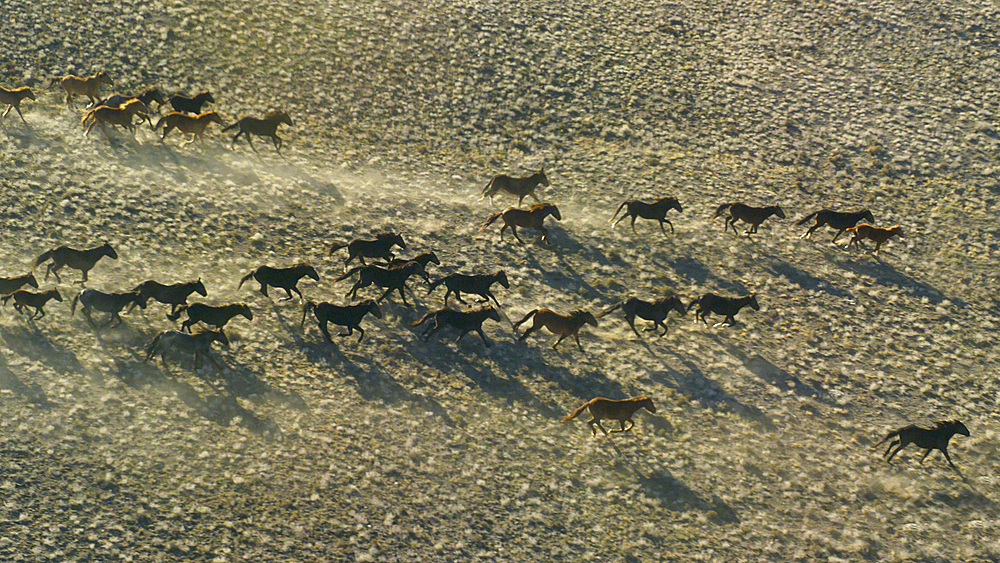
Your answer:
[710,203,731,221]
[220,120,240,133]
[411,312,436,327]
[236,269,257,291]
[561,399,594,423]
[795,211,819,226]
[610,200,629,222]
[166,304,188,322]
[153,114,169,130]
[596,302,622,319]
[328,242,347,256]
[44,77,61,92]
[479,212,503,232]
[511,309,538,332]
[143,332,163,362]
[334,266,363,283]
[0,293,13,306]
[685,297,703,313]
[301,300,315,328]
[479,177,497,200]
[426,276,446,294]
[70,293,80,317]
[872,428,900,449]
[31,249,52,271]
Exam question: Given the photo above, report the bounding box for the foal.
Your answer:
[1,289,63,320]
[301,299,382,344]
[0,85,35,124]
[513,308,598,352]
[480,203,562,244]
[47,71,114,108]
[611,197,683,235]
[562,395,656,436]
[874,420,969,474]
[412,306,503,346]
[71,289,145,327]
[797,208,875,243]
[845,224,904,256]
[238,263,319,301]
[427,270,509,306]
[32,242,118,284]
[479,168,549,206]
[0,273,39,295]
[222,109,293,154]
[711,203,785,236]
[601,294,686,337]
[688,293,759,327]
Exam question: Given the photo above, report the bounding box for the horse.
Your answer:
[144,329,229,371]
[844,224,904,256]
[480,168,549,206]
[1,289,62,320]
[32,242,118,284]
[479,203,562,244]
[797,208,875,243]
[329,232,406,267]
[70,289,145,327]
[154,111,225,145]
[168,91,215,114]
[81,99,150,138]
[336,261,427,306]
[412,306,502,346]
[874,420,969,474]
[711,203,785,236]
[301,299,382,344]
[95,88,167,115]
[173,302,253,333]
[688,293,759,327]
[132,279,207,317]
[562,395,656,436]
[0,272,39,295]
[513,308,598,352]
[600,294,687,338]
[46,71,114,108]
[427,270,509,306]
[0,86,35,124]
[221,110,293,154]
[382,251,440,271]
[238,263,319,301]
[611,197,683,235]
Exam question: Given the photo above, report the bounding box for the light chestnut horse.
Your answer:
[0,86,35,124]
[479,203,562,244]
[562,395,656,436]
[480,168,549,206]
[844,224,903,256]
[47,71,113,108]
[154,111,225,145]
[513,308,598,352]
[81,99,150,138]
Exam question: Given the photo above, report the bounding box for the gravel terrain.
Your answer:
[2,0,999,561]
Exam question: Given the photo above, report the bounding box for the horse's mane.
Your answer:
[264,109,288,120]
[529,202,555,211]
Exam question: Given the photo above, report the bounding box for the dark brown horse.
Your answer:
[329,232,406,267]
[168,91,214,114]
[480,168,549,206]
[174,303,253,333]
[71,289,145,327]
[222,110,293,154]
[480,203,562,244]
[1,85,35,124]
[144,329,229,371]
[513,308,598,352]
[46,71,113,107]
[95,88,167,115]
[845,224,904,256]
[611,197,683,235]
[0,273,39,295]
[238,263,319,301]
[154,111,225,145]
[688,293,759,327]
[600,294,686,337]
[427,270,509,306]
[382,251,440,271]
[562,395,656,436]
[32,243,118,284]
[1,289,62,320]
[412,306,502,346]
[797,208,875,243]
[301,299,382,344]
[874,420,969,474]
[711,203,785,236]
[336,261,427,306]
[133,279,207,317]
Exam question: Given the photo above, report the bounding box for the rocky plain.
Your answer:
[2,0,1000,561]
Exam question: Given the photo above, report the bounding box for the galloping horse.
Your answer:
[222,110,293,154]
[154,111,225,145]
[329,232,406,267]
[46,71,113,108]
[0,85,35,124]
[174,303,253,333]
[480,203,562,244]
[238,263,319,301]
[427,270,509,307]
[71,289,145,327]
[688,293,759,327]
[1,289,62,320]
[600,294,687,338]
[144,329,229,371]
[168,91,215,114]
[874,420,969,474]
[0,272,38,295]
[81,99,150,138]
[562,395,656,436]
[513,308,598,352]
[337,261,427,306]
[611,196,683,235]
[132,279,207,317]
[711,203,785,236]
[844,224,904,256]
[797,208,875,243]
[32,243,118,284]
[412,306,502,346]
[480,168,549,206]
[301,299,382,344]
[95,88,167,115]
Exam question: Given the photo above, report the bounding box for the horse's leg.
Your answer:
[453,291,468,305]
[319,320,335,343]
[537,226,549,244]
[830,228,845,243]
[883,439,900,460]
[246,133,259,153]
[661,219,673,235]
[573,332,585,353]
[630,215,638,234]
[79,267,90,284]
[918,448,933,464]
[625,314,642,338]
[475,327,491,346]
[352,326,365,344]
[940,448,959,471]
[552,333,568,349]
[34,307,46,320]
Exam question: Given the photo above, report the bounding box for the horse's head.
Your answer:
[194,278,208,297]
[22,87,36,101]
[533,203,560,221]
[364,299,383,319]
[861,209,875,224]
[572,310,598,327]
[49,289,63,302]
[748,293,760,310]
[302,264,320,282]
[101,242,119,260]
[196,91,215,103]
[667,295,687,315]
[486,307,502,323]
[146,88,167,105]
[668,197,683,213]
[535,168,550,186]
[212,330,231,348]
[96,71,113,86]
[423,251,441,266]
[129,291,147,310]
[889,225,904,238]
[202,111,225,125]
[495,270,510,289]
[951,420,970,437]
[266,110,293,127]
[25,273,39,289]
[772,205,786,219]
[641,396,656,414]
[240,303,254,320]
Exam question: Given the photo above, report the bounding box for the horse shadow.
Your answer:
[765,256,853,299]
[0,324,86,379]
[0,353,54,408]
[833,253,959,306]
[714,338,832,405]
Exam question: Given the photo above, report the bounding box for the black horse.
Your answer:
[32,243,118,284]
[71,289,144,327]
[0,272,38,295]
[1,289,62,320]
[611,197,683,235]
[329,232,406,267]
[874,420,970,474]
[427,270,509,306]
[238,263,319,301]
[688,293,759,327]
[336,261,428,306]
[168,90,214,114]
[412,306,503,346]
[145,329,229,371]
[133,279,208,316]
[600,294,687,337]
[797,209,876,243]
[222,110,293,154]
[301,299,382,344]
[711,203,785,236]
[174,303,253,333]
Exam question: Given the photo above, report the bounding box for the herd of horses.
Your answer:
[2,78,962,470]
